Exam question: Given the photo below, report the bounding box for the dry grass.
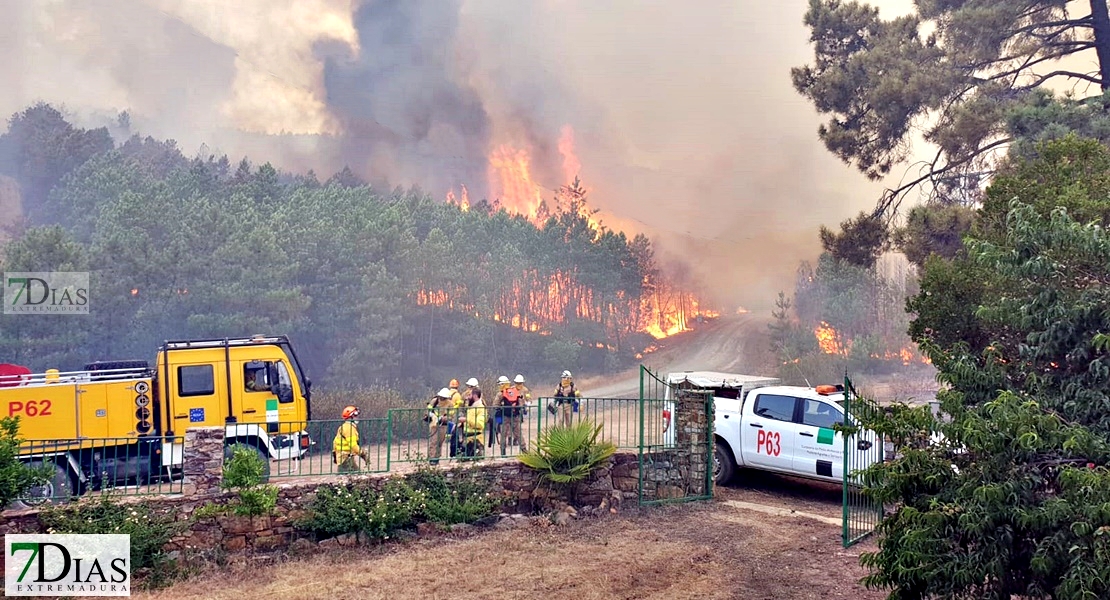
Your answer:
[137,483,883,600]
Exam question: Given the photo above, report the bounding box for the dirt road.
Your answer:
[578,313,771,399]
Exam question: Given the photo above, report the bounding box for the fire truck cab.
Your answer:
[2,335,313,506]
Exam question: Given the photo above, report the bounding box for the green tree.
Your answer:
[793,0,1110,214]
[861,137,1110,598]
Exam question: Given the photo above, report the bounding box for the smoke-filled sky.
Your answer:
[1,0,920,311]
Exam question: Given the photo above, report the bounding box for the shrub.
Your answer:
[296,478,415,541]
[405,464,501,525]
[220,445,277,517]
[39,497,182,588]
[0,416,51,506]
[297,466,501,540]
[519,419,616,501]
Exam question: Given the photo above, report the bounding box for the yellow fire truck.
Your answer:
[0,335,313,505]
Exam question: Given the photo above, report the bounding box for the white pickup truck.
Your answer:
[662,371,883,486]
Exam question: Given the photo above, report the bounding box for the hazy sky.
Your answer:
[1,0,928,310]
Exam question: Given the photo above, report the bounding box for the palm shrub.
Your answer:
[518,419,616,503]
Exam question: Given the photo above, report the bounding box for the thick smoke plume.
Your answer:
[1,0,894,311]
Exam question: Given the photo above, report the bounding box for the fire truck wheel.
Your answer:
[713,440,735,486]
[10,460,76,509]
[223,442,271,483]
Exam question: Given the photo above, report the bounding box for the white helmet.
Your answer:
[497,375,510,385]
[514,374,525,384]
[561,370,572,379]
[466,377,479,387]
[437,387,452,399]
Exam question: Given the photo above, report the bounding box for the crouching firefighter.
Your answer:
[333,405,370,472]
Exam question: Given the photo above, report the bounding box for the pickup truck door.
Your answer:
[742,392,797,472]
[792,398,845,480]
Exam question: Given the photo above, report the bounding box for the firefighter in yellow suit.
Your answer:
[459,381,487,459]
[333,405,369,472]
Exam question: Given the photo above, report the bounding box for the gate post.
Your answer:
[675,389,711,498]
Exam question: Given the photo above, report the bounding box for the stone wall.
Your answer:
[0,390,712,561]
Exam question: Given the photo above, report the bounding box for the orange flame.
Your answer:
[814,322,932,365]
[488,145,544,218]
[431,125,715,341]
[446,184,470,212]
[814,322,850,356]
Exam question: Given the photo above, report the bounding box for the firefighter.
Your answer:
[426,387,454,465]
[446,379,465,457]
[488,375,511,450]
[459,380,487,458]
[551,370,582,427]
[500,374,526,455]
[333,405,368,473]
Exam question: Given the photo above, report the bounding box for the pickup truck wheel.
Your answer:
[714,441,735,485]
[10,461,76,509]
[224,443,272,483]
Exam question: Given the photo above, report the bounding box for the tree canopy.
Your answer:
[793,0,1110,215]
[858,136,1110,598]
[0,104,695,393]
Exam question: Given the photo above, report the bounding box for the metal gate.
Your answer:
[842,374,885,547]
[637,365,714,506]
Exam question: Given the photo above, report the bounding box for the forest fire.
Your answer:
[814,322,850,356]
[445,184,470,212]
[813,322,931,365]
[430,125,716,341]
[415,273,713,341]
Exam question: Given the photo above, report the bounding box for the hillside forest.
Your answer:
[0,104,709,396]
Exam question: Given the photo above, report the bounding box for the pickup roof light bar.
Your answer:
[815,384,845,395]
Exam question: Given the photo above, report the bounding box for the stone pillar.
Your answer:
[675,390,710,497]
[184,427,226,496]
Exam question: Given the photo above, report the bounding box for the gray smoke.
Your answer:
[2,0,907,312]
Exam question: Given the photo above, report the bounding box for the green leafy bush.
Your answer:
[220,445,278,517]
[39,497,182,588]
[296,478,416,541]
[297,467,501,540]
[519,419,616,500]
[405,464,501,525]
[0,416,51,507]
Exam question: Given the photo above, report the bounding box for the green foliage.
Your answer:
[219,446,277,517]
[892,204,976,269]
[864,137,1110,598]
[39,497,183,588]
[403,464,502,525]
[0,416,50,507]
[519,419,617,489]
[298,478,416,541]
[858,392,1110,599]
[793,0,1109,209]
[768,291,817,363]
[818,211,889,269]
[297,467,500,540]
